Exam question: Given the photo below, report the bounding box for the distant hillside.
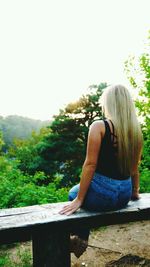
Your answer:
[0,115,51,148]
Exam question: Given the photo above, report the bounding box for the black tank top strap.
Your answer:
[104,120,117,145]
[109,120,114,134]
[109,120,115,143]
[103,120,111,138]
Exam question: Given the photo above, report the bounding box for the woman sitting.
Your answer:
[60,84,143,257]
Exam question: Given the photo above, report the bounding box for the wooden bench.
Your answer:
[0,193,150,267]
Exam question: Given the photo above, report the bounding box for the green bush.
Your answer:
[0,255,11,267]
[0,245,32,267]
[140,168,150,193]
[0,157,68,209]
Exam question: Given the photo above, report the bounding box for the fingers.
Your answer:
[59,204,75,215]
[59,198,82,216]
[59,203,79,216]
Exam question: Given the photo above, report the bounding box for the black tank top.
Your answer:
[96,120,129,180]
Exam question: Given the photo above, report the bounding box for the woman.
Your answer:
[60,84,143,257]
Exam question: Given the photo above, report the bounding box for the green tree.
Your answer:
[124,30,150,180]
[0,131,4,154]
[36,83,107,186]
[14,83,107,186]
[0,115,50,150]
[64,83,107,127]
[11,128,50,175]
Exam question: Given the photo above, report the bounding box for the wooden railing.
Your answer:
[0,193,150,267]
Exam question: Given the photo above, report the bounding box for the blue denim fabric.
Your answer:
[69,172,132,212]
[69,172,132,240]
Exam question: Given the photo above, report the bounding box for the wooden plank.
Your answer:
[0,194,150,245]
[0,193,150,266]
[0,202,67,217]
[0,194,150,230]
[0,205,43,217]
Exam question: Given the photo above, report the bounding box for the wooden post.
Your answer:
[32,229,71,267]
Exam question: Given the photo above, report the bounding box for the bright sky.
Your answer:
[0,0,150,121]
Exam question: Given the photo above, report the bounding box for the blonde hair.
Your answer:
[101,84,143,176]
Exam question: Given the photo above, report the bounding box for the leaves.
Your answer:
[0,157,68,208]
[125,30,150,185]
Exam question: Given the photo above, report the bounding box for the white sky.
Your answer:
[0,0,150,121]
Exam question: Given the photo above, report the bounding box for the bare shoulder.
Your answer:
[89,120,105,137]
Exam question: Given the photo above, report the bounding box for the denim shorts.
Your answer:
[69,172,132,212]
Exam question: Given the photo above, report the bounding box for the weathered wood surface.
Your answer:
[0,193,150,267]
[0,193,150,245]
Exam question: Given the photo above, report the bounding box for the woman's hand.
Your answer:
[131,191,140,200]
[59,197,83,216]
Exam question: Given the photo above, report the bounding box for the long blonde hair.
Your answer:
[101,84,143,176]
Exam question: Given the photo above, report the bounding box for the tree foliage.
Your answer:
[0,131,5,154]
[10,128,50,175]
[124,30,150,177]
[49,83,107,184]
[0,115,50,150]
[0,156,68,208]
[13,83,107,186]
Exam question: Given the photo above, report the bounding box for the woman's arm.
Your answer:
[131,146,142,200]
[131,169,140,200]
[59,120,103,215]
